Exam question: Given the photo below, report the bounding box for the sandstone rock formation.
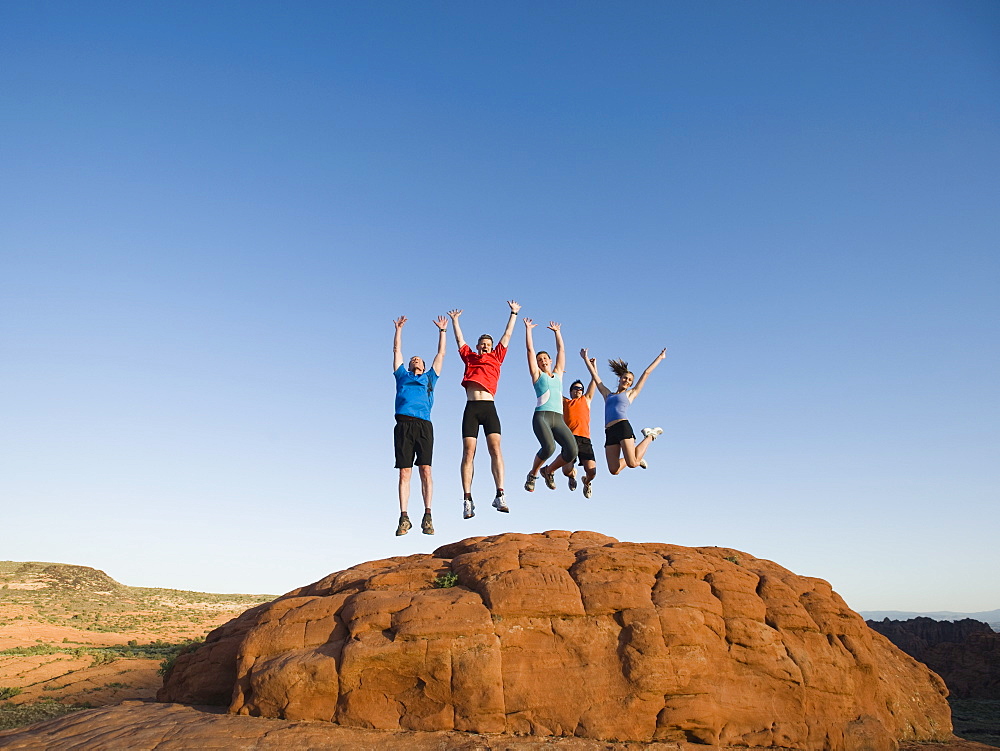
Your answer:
[0,701,991,751]
[159,531,952,749]
[868,617,1000,699]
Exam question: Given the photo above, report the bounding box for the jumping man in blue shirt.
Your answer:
[392,314,448,536]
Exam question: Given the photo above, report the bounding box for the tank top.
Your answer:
[533,371,563,413]
[604,391,630,425]
[563,396,591,438]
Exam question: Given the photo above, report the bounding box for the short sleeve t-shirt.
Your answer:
[394,365,439,421]
[459,343,507,395]
[533,371,563,413]
[563,396,591,438]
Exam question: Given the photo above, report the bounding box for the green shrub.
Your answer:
[0,687,22,700]
[432,572,459,589]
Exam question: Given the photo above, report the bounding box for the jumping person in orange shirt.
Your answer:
[561,376,598,498]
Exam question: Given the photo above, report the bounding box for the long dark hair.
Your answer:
[608,358,633,381]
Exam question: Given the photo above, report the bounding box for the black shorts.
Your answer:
[394,415,433,468]
[575,435,596,462]
[604,420,635,447]
[462,400,501,438]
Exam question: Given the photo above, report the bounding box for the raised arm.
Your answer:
[448,309,466,350]
[393,316,406,370]
[581,348,611,398]
[498,300,521,348]
[524,318,540,382]
[584,375,598,401]
[430,316,448,374]
[549,322,565,374]
[628,348,667,401]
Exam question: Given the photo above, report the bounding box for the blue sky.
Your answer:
[2,1,998,611]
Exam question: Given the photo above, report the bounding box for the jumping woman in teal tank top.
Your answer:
[523,319,578,492]
[581,347,666,475]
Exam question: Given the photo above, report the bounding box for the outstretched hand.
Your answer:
[523,317,537,329]
[507,300,521,314]
[580,347,589,359]
[434,316,448,332]
[447,309,463,319]
[656,348,667,360]
[394,316,407,329]
[547,321,560,332]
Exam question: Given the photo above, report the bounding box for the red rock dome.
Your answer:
[159,531,951,750]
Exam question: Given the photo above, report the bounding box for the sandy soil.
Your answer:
[0,602,251,708]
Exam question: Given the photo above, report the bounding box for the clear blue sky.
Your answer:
[2,1,997,611]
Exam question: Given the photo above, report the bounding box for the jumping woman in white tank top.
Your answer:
[581,347,666,475]
[523,319,578,492]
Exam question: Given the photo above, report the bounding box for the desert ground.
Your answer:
[0,561,271,729]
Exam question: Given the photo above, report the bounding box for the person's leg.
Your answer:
[530,411,555,476]
[486,432,504,491]
[394,419,416,533]
[621,437,640,468]
[544,416,577,474]
[418,464,433,511]
[398,467,412,513]
[417,464,434,534]
[461,437,477,494]
[606,444,625,474]
[634,433,653,463]
[583,458,597,483]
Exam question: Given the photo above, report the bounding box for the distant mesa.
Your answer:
[0,561,121,594]
[867,616,1000,700]
[146,531,952,750]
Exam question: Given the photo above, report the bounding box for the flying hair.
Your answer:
[608,358,633,379]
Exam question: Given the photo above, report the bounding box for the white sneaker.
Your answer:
[582,481,592,499]
[639,459,648,469]
[641,427,663,440]
[492,492,509,513]
[463,499,475,519]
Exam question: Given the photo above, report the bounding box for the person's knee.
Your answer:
[418,465,432,480]
[399,467,412,480]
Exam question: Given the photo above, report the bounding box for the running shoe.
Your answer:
[421,512,434,535]
[582,481,593,499]
[524,473,536,492]
[492,492,509,513]
[641,426,664,440]
[541,467,557,490]
[639,459,648,469]
[463,499,475,519]
[567,472,578,492]
[395,513,412,536]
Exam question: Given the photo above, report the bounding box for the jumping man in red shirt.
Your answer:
[447,300,521,519]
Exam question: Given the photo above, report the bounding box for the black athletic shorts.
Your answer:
[394,415,433,468]
[575,435,596,462]
[604,419,635,447]
[462,400,501,438]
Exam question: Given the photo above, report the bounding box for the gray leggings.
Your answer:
[532,410,578,463]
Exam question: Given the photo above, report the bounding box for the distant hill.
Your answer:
[860,609,1000,632]
[0,559,275,729]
